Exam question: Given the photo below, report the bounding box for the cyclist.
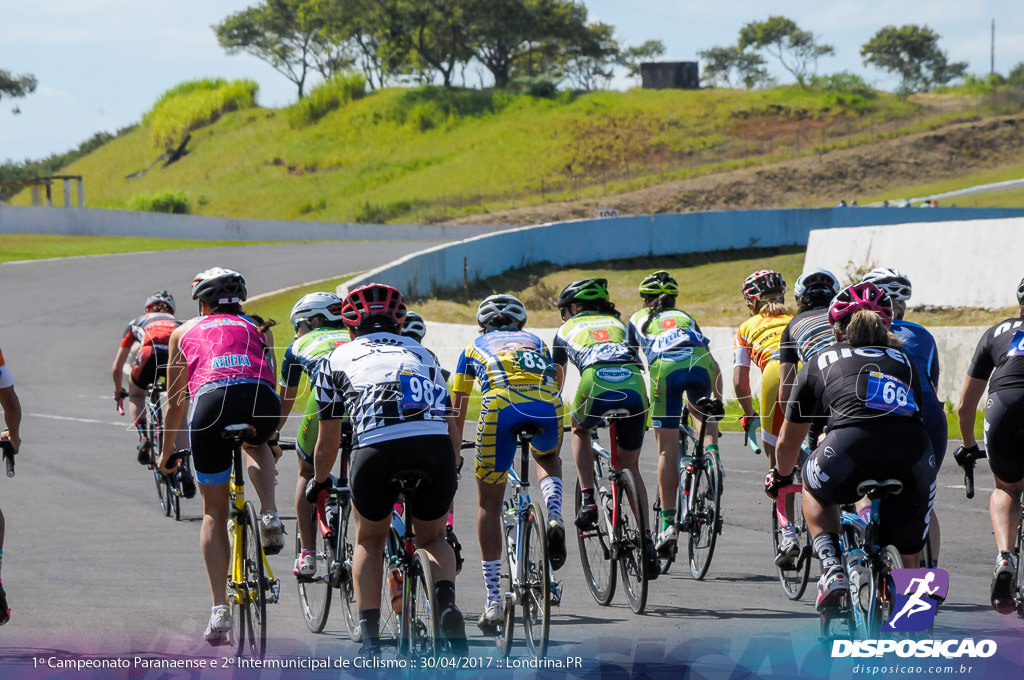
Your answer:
[111,291,188,466]
[402,311,427,344]
[0,344,22,624]
[278,292,351,578]
[156,267,283,644]
[626,271,722,556]
[553,278,659,579]
[304,283,465,655]
[775,268,839,566]
[451,294,565,630]
[861,267,946,567]
[955,276,1024,614]
[769,283,935,612]
[735,270,793,470]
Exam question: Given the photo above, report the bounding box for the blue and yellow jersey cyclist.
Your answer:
[552,278,659,580]
[277,292,352,579]
[626,271,723,555]
[450,294,566,630]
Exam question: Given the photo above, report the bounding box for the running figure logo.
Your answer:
[885,568,949,632]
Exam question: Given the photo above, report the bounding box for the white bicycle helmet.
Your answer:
[860,267,912,302]
[402,311,427,342]
[145,290,176,314]
[477,294,527,331]
[793,269,839,303]
[191,267,247,305]
[290,291,344,327]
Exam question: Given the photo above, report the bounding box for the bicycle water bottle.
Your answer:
[387,561,403,614]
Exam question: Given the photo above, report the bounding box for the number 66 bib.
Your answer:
[865,371,917,416]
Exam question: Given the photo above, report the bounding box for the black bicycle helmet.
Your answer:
[557,278,609,310]
[1018,277,1024,307]
[191,267,247,305]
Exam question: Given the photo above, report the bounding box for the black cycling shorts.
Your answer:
[349,435,457,523]
[130,345,169,390]
[189,382,280,485]
[801,420,936,555]
[984,388,1024,484]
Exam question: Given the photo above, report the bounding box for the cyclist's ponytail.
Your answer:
[642,294,676,334]
[841,310,901,347]
[756,300,789,317]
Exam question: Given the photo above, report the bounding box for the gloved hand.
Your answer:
[764,468,794,500]
[305,477,332,504]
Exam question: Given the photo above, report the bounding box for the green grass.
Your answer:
[0,234,283,262]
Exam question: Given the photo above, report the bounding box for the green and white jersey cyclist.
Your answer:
[552,277,659,580]
[626,271,722,555]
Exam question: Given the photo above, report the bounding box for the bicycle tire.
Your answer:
[379,527,402,647]
[408,548,439,657]
[170,475,181,521]
[521,501,551,657]
[1016,518,1024,616]
[688,459,721,580]
[868,546,902,638]
[295,522,331,634]
[575,473,616,606]
[773,490,811,600]
[498,506,515,658]
[336,499,360,641]
[229,509,248,657]
[239,502,268,658]
[616,469,649,615]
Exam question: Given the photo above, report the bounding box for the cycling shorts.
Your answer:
[475,385,564,486]
[350,435,457,522]
[648,349,715,429]
[295,391,320,464]
[130,345,169,390]
[189,381,280,485]
[573,364,648,451]
[760,359,784,447]
[801,420,936,555]
[983,388,1024,484]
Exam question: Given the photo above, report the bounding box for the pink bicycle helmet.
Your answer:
[828,282,893,327]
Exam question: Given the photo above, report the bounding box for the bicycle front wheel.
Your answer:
[773,491,810,600]
[521,501,551,657]
[688,460,721,580]
[408,548,439,657]
[575,473,616,606]
[295,522,331,634]
[237,502,268,658]
[616,469,649,615]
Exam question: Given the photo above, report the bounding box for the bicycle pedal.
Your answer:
[550,581,562,606]
[269,580,281,603]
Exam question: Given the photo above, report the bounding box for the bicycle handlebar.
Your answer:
[0,440,14,478]
[953,445,987,500]
[114,389,128,416]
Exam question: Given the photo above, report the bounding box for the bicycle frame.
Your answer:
[228,437,280,608]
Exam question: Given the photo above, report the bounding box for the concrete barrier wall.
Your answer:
[804,217,1024,309]
[339,207,1024,298]
[0,206,507,241]
[426,322,985,406]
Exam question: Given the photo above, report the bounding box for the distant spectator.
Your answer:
[837,200,847,207]
[882,200,890,207]
[850,200,858,207]
[931,200,938,208]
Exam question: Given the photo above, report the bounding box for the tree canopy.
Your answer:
[737,16,833,86]
[861,24,967,96]
[697,46,769,89]
[0,69,37,102]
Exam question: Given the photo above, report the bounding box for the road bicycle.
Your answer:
[574,408,650,614]
[282,431,360,639]
[652,397,725,580]
[493,423,559,658]
[223,424,280,658]
[770,443,812,600]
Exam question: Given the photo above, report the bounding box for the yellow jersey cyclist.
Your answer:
[553,278,659,579]
[450,294,566,630]
[735,270,793,470]
[626,271,723,556]
[278,292,352,578]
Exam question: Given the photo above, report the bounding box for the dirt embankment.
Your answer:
[444,114,1024,226]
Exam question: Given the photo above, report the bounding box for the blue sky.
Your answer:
[2,0,1022,162]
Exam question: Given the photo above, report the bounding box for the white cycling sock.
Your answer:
[482,560,501,603]
[539,476,562,519]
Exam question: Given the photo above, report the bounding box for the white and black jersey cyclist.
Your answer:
[305,283,465,656]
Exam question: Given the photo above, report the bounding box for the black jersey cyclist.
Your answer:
[278,291,351,578]
[956,276,1024,614]
[157,268,283,644]
[0,344,22,624]
[626,271,723,555]
[305,283,465,655]
[553,278,659,579]
[770,283,935,612]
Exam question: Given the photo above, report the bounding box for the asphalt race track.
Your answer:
[0,242,1017,678]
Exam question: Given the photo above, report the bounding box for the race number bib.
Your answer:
[398,372,447,417]
[1006,329,1024,357]
[514,349,555,378]
[864,371,917,416]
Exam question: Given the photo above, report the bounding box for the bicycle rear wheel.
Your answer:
[379,527,402,647]
[575,472,616,606]
[616,470,649,615]
[773,491,811,600]
[498,504,515,658]
[521,501,551,657]
[336,499,360,640]
[408,548,439,657]
[1016,520,1024,616]
[688,459,721,580]
[237,502,267,658]
[868,546,902,638]
[295,522,331,634]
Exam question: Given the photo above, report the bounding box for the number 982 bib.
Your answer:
[398,371,447,417]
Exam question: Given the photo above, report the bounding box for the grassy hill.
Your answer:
[13,79,1024,224]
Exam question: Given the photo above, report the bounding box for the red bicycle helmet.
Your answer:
[341,283,407,330]
[828,282,894,327]
[742,270,786,305]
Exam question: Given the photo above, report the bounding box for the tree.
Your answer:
[403,0,472,87]
[1008,62,1024,88]
[737,16,833,86]
[697,45,770,89]
[562,21,620,91]
[0,69,37,102]
[861,25,968,96]
[619,39,665,85]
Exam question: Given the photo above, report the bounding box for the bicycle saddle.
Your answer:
[221,423,257,441]
[855,478,903,499]
[511,423,544,441]
[694,397,726,420]
[601,408,631,420]
[389,469,431,495]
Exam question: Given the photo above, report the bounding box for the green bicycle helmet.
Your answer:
[557,278,609,309]
[638,271,679,297]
